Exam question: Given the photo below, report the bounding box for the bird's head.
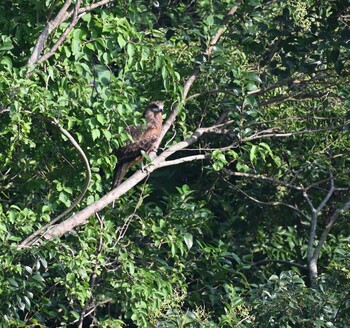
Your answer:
[148,101,164,112]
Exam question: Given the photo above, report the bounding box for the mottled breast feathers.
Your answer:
[111,101,164,189]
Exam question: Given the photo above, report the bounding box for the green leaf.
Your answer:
[184,233,193,250]
[246,83,259,91]
[250,145,258,163]
[1,56,12,70]
[96,114,106,125]
[236,162,250,173]
[117,35,126,48]
[8,278,18,287]
[245,72,262,83]
[59,192,71,207]
[92,129,101,141]
[102,129,112,141]
[243,95,257,108]
[0,41,13,51]
[32,274,45,282]
[127,43,135,58]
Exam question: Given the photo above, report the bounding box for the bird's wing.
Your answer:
[111,110,162,189]
[111,125,145,189]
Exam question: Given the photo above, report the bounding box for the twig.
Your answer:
[222,169,304,191]
[242,125,345,142]
[77,0,114,13]
[224,179,307,219]
[251,259,307,271]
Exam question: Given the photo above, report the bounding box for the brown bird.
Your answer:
[111,101,164,189]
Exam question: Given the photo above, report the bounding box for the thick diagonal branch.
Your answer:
[35,124,229,240]
[157,6,238,147]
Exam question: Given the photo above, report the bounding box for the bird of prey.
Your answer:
[111,101,164,189]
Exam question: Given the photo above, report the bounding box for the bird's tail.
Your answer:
[110,161,133,190]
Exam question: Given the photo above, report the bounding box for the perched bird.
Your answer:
[111,101,164,189]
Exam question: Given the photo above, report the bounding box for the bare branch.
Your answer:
[18,119,91,249]
[78,0,114,13]
[155,154,210,168]
[229,182,307,219]
[186,88,238,101]
[312,197,350,263]
[307,169,335,284]
[27,0,115,66]
[157,6,238,147]
[316,170,335,214]
[243,125,345,142]
[251,259,308,271]
[27,0,72,66]
[222,169,304,191]
[36,0,83,65]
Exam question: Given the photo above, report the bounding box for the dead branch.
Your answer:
[222,169,304,191]
[242,125,346,142]
[18,119,91,249]
[223,178,307,219]
[306,169,335,285]
[157,6,238,147]
[36,0,83,65]
[27,0,72,66]
[156,154,210,168]
[27,0,115,66]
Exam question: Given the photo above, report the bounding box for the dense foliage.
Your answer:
[0,0,349,326]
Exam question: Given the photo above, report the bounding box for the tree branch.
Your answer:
[157,6,238,147]
[312,197,350,265]
[27,0,72,66]
[222,169,304,191]
[18,119,91,249]
[27,0,115,66]
[155,154,210,168]
[307,169,335,284]
[225,180,307,219]
[21,124,227,241]
[242,125,345,142]
[36,0,83,65]
[251,258,308,271]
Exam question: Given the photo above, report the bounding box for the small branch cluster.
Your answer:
[27,0,115,66]
[223,166,349,285]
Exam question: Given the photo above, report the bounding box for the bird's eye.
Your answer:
[150,104,160,111]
